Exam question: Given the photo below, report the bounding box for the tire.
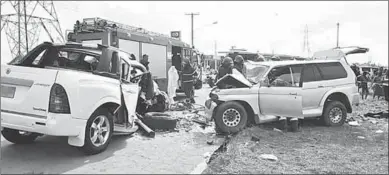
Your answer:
[321,101,347,126]
[1,128,39,144]
[142,112,177,130]
[214,101,248,134]
[80,108,114,155]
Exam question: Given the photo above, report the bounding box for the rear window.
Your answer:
[317,62,347,80]
[302,64,322,82]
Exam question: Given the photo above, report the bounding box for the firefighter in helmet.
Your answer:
[215,57,234,89]
[216,57,234,81]
[233,55,247,77]
[181,57,197,103]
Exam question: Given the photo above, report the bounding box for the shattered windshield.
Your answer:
[245,63,269,84]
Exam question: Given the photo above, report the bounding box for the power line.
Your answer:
[1,0,65,58]
[185,12,199,48]
[303,24,311,57]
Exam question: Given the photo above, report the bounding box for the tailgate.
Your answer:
[1,65,58,118]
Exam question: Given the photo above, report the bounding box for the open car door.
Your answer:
[258,65,303,118]
[115,55,144,133]
[313,46,369,64]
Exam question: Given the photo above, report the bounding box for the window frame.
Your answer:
[267,65,298,88]
[316,62,348,80]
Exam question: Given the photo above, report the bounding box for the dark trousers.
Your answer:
[182,82,195,102]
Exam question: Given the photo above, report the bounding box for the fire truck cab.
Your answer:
[67,17,202,92]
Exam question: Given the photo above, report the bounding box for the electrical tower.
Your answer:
[1,0,65,58]
[302,24,311,58]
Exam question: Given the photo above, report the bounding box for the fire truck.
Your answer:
[67,17,203,92]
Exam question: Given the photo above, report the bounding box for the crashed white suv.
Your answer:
[205,48,365,134]
[1,42,146,155]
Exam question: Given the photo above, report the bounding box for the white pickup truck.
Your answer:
[1,42,146,155]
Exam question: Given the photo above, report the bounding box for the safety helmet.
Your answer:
[222,57,233,67]
[234,55,244,64]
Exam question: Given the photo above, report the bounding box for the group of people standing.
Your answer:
[352,65,388,100]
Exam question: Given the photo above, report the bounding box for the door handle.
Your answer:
[318,85,324,88]
[289,93,297,95]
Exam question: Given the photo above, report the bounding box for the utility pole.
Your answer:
[185,12,199,48]
[336,22,340,48]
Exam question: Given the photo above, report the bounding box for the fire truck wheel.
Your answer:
[80,108,114,155]
[142,112,177,130]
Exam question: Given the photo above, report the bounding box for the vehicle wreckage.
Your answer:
[1,41,176,155]
[205,47,368,134]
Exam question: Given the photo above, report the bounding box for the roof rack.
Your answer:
[74,17,174,39]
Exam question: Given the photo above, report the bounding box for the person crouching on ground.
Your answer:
[181,58,197,104]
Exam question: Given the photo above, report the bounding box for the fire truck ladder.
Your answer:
[75,17,175,39]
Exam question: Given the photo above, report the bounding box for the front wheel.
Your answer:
[321,101,347,126]
[214,101,248,134]
[1,128,39,144]
[80,108,114,155]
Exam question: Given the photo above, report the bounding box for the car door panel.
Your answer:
[302,64,328,110]
[259,87,303,118]
[259,65,303,118]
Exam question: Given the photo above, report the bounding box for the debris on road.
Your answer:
[357,136,366,139]
[259,154,278,161]
[207,140,214,145]
[348,121,361,126]
[251,135,261,142]
[273,128,283,133]
[375,130,384,134]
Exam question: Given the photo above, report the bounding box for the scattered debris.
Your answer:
[348,121,361,126]
[375,130,384,134]
[207,140,214,145]
[370,120,378,124]
[364,111,389,119]
[357,136,366,139]
[251,135,261,142]
[273,128,283,133]
[259,154,278,161]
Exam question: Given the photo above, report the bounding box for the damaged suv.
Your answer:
[205,48,366,134]
[1,42,146,154]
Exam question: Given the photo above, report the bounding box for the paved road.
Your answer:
[1,85,218,174]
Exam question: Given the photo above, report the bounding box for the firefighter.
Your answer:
[215,57,234,89]
[233,55,247,77]
[215,57,234,82]
[181,57,197,103]
[139,54,154,103]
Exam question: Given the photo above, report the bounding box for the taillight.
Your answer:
[49,83,71,114]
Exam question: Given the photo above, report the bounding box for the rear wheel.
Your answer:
[322,101,347,126]
[214,101,248,134]
[1,128,39,144]
[80,108,114,155]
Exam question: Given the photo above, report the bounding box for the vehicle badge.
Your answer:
[5,68,11,74]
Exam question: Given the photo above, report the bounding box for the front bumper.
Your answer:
[204,99,217,121]
[1,110,86,136]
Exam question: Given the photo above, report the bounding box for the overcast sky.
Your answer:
[1,1,388,65]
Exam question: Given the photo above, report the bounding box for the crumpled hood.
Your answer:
[215,68,252,88]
